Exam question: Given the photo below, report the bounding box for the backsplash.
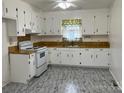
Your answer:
[8,34,109,47]
[31,35,63,43]
[31,35,109,42]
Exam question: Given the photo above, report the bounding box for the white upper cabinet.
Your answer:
[3,0,17,18]
[82,14,95,35]
[94,13,109,35]
[24,5,32,31]
[16,1,27,36]
[2,1,5,17]
[53,16,62,35]
[3,0,43,36]
[43,16,54,35]
[42,13,62,35]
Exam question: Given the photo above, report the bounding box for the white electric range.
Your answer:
[19,41,48,77]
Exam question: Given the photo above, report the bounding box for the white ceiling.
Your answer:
[23,0,115,12]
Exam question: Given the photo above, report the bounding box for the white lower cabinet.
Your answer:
[94,49,110,66]
[79,49,94,66]
[49,48,61,64]
[49,48,110,67]
[10,53,36,84]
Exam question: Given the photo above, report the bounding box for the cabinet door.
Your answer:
[28,53,35,79]
[17,7,25,36]
[94,49,110,66]
[94,13,109,35]
[24,9,32,30]
[4,0,16,18]
[82,15,94,35]
[54,17,61,35]
[31,12,37,33]
[71,49,80,65]
[50,49,61,64]
[2,1,5,17]
[61,51,71,65]
[81,49,94,66]
[39,16,43,33]
[46,17,54,35]
[42,17,47,35]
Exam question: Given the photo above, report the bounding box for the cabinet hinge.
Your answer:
[94,16,96,19]
[23,11,25,14]
[107,15,110,18]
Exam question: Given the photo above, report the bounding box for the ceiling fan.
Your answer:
[53,0,78,10]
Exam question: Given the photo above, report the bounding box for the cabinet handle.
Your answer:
[91,55,93,58]
[24,24,26,27]
[84,29,85,32]
[16,8,18,11]
[22,28,25,32]
[58,30,59,32]
[6,8,8,13]
[94,16,96,19]
[23,11,25,14]
[80,53,81,55]
[17,32,19,34]
[108,53,110,56]
[96,28,98,32]
[29,61,30,64]
[96,55,98,58]
[107,15,109,18]
[72,54,73,57]
[29,75,31,77]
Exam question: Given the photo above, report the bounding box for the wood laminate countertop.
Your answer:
[9,42,110,54]
[9,46,34,55]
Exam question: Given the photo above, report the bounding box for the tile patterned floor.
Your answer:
[3,65,122,93]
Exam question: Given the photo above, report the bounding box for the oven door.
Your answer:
[36,50,46,68]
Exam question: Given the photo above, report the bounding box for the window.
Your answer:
[62,19,82,41]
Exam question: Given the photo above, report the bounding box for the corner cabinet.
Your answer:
[10,53,36,84]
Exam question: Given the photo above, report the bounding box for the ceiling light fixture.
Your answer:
[54,0,77,10]
[58,2,71,9]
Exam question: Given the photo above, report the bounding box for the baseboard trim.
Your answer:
[49,64,109,69]
[109,69,122,90]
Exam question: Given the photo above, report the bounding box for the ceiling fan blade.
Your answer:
[53,4,59,8]
[51,0,81,3]
[70,3,77,7]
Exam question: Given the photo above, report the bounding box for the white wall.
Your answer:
[2,19,10,87]
[109,0,122,88]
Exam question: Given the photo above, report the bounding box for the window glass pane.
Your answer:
[62,19,82,41]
